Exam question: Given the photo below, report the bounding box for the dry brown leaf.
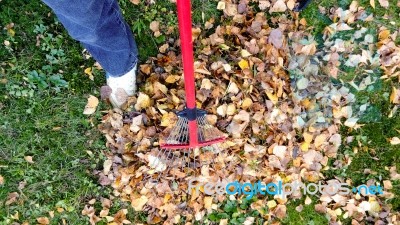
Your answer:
[227,81,239,94]
[389,137,400,145]
[275,205,287,219]
[269,0,287,13]
[287,0,296,9]
[37,217,50,225]
[130,0,140,4]
[165,75,181,83]
[101,198,112,209]
[100,208,110,217]
[130,114,143,133]
[83,95,99,115]
[149,21,160,33]
[24,156,34,164]
[0,175,4,185]
[5,192,19,205]
[226,110,250,138]
[103,159,112,175]
[305,196,312,205]
[216,1,225,10]
[378,0,389,8]
[131,195,148,210]
[88,198,96,205]
[201,79,213,90]
[269,28,283,49]
[159,43,169,53]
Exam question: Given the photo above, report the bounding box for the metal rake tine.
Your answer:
[167,118,184,142]
[156,149,174,181]
[170,153,179,180]
[193,150,196,169]
[181,151,186,171]
[151,148,166,170]
[182,118,188,143]
[181,149,190,171]
[209,144,221,169]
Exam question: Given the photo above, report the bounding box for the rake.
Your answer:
[149,0,226,174]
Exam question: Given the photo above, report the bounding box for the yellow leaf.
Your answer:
[165,75,180,83]
[303,132,313,143]
[238,59,249,70]
[241,97,253,109]
[160,112,175,127]
[226,103,236,116]
[390,87,400,104]
[7,28,15,37]
[171,93,180,104]
[265,91,278,105]
[84,67,94,80]
[267,200,277,209]
[0,175,4,185]
[164,193,171,203]
[300,142,309,152]
[379,29,390,41]
[204,196,213,210]
[83,95,99,115]
[370,0,375,8]
[134,92,151,111]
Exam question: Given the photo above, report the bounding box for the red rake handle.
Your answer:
[176,0,199,147]
[177,0,196,109]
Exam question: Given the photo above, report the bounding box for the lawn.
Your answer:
[1,0,399,224]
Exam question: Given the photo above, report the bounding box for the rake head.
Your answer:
[148,108,226,174]
[162,109,225,149]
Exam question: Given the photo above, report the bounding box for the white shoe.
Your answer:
[106,64,137,108]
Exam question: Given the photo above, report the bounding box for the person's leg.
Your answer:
[42,0,138,107]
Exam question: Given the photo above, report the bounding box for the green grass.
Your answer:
[1,0,400,224]
[282,198,328,225]
[0,95,108,223]
[0,0,109,223]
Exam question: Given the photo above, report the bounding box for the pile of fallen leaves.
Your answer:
[81,0,400,224]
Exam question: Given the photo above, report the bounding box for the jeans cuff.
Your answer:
[107,53,138,78]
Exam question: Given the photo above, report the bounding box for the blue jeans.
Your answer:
[42,0,138,77]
